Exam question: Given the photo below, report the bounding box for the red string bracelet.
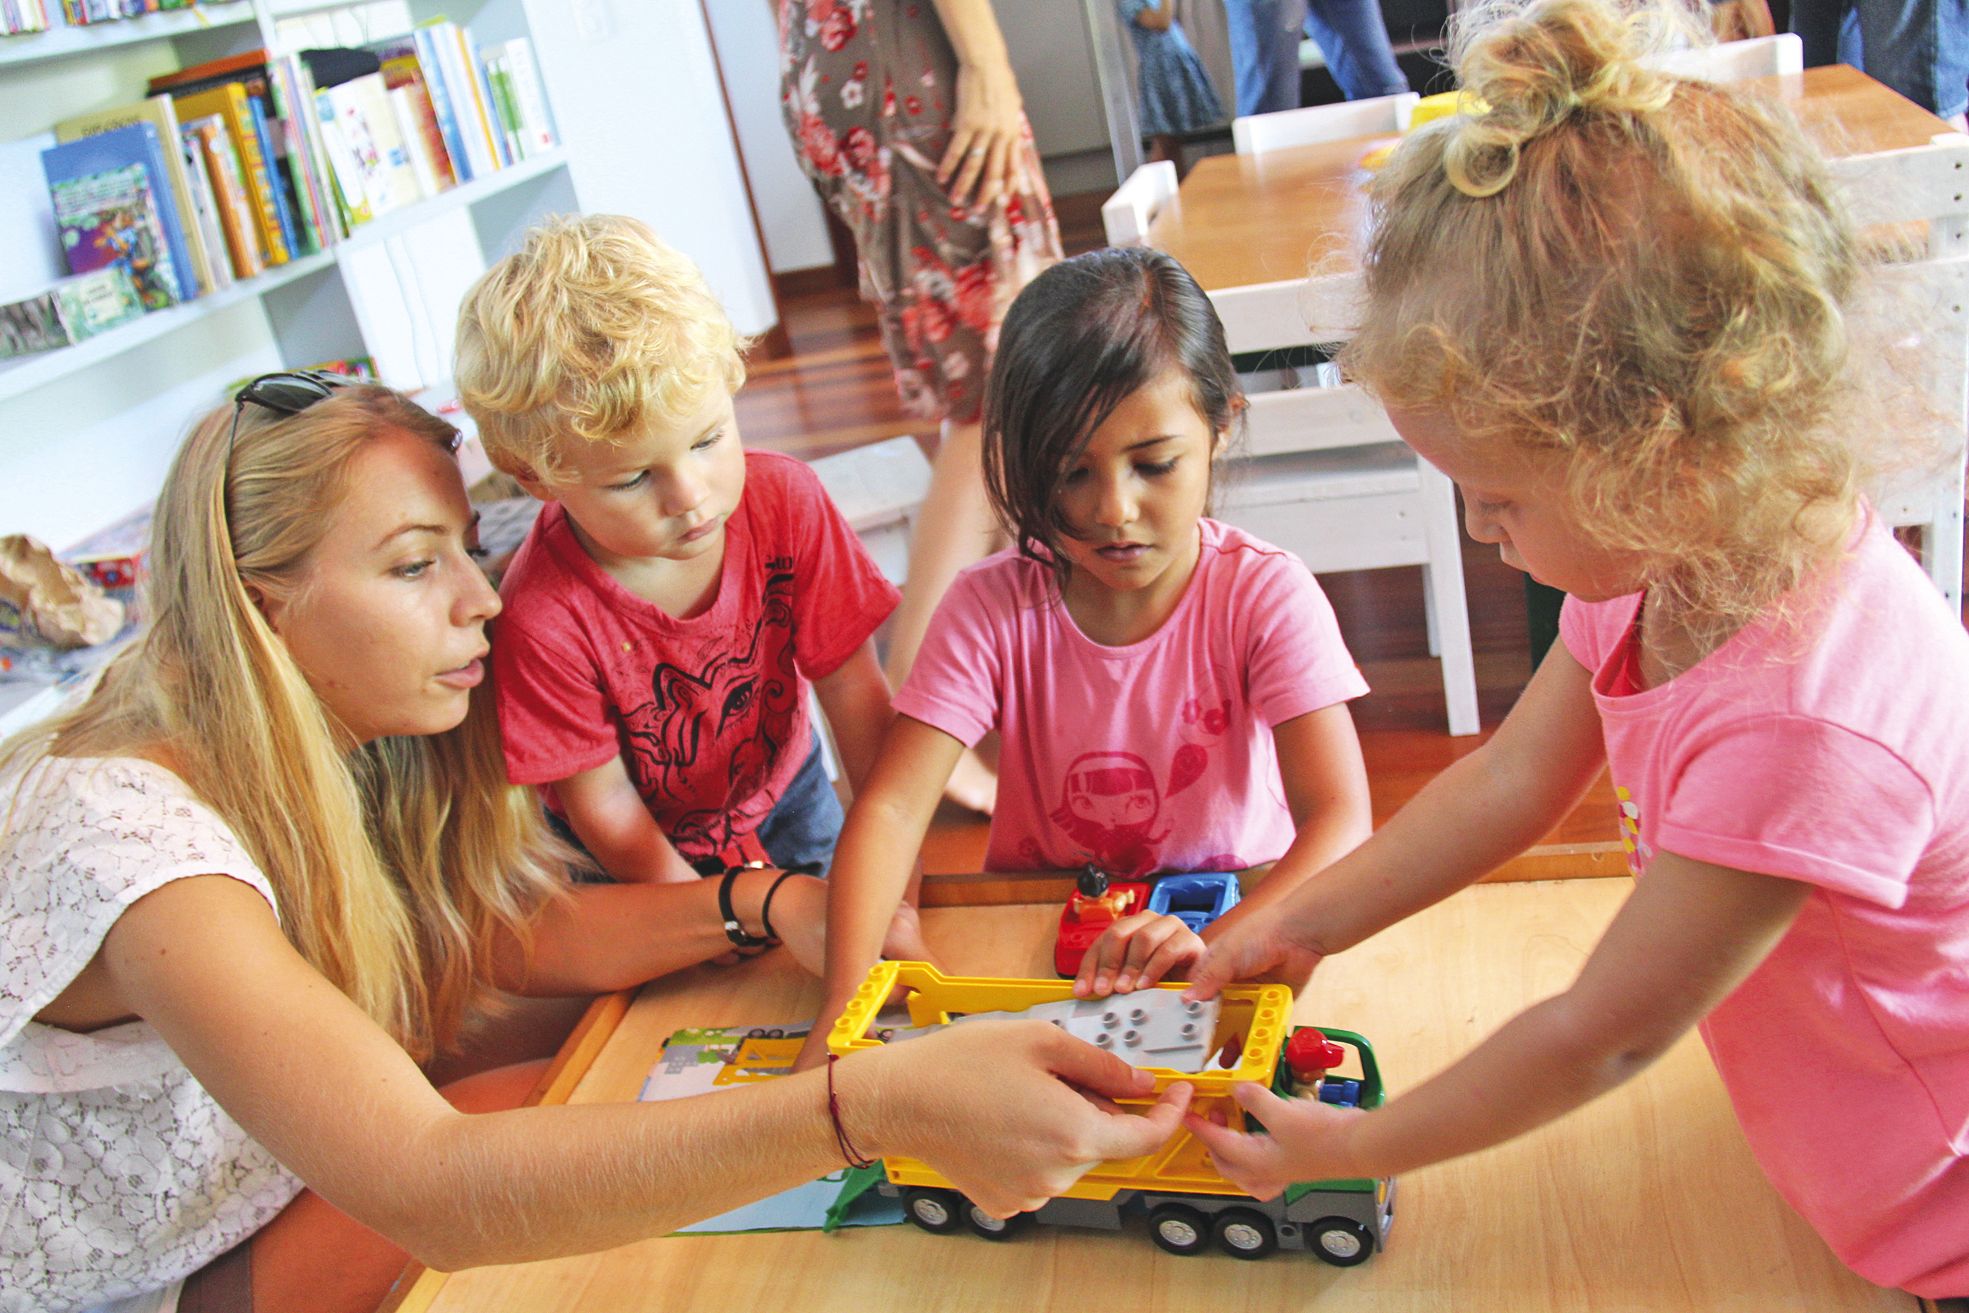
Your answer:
[825,1054,877,1170]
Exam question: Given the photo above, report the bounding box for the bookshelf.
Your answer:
[0,0,583,549]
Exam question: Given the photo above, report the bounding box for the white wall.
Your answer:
[521,0,778,334]
[700,0,834,277]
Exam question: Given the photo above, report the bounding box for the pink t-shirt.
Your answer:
[493,450,899,861]
[896,518,1368,878]
[1560,516,1969,1296]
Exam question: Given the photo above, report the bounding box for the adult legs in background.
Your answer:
[180,1060,551,1313]
[1791,0,1969,124]
[883,417,1005,814]
[1224,0,1307,116]
[1303,0,1410,100]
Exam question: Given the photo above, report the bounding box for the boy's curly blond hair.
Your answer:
[455,214,749,481]
[1342,0,1884,634]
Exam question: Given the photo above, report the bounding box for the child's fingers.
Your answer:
[1132,928,1206,990]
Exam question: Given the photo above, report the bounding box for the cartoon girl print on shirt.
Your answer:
[619,571,800,856]
[1049,750,1170,878]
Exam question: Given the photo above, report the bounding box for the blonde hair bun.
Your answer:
[1443,0,1700,196]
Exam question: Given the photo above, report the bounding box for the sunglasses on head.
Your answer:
[227,369,352,459]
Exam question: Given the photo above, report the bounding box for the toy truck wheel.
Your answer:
[1147,1204,1210,1255]
[963,1203,1032,1240]
[1308,1216,1376,1267]
[903,1188,964,1233]
[1212,1208,1277,1259]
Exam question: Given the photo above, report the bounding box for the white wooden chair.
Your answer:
[1101,160,1180,246]
[1647,33,1804,83]
[1231,91,1418,155]
[805,435,936,779]
[1211,272,1480,735]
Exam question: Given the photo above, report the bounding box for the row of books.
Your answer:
[3,0,49,35]
[2,0,207,33]
[4,22,555,358]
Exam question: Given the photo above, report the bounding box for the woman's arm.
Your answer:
[1186,644,1608,996]
[795,715,964,1069]
[1187,851,1810,1191]
[485,865,829,993]
[554,755,698,883]
[928,0,1030,205]
[101,875,1192,1269]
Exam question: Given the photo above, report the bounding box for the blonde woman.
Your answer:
[0,377,1190,1313]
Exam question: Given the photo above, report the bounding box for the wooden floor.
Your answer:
[736,193,1623,886]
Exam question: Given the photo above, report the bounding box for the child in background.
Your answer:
[1120,0,1227,174]
[1158,0,1969,1297]
[457,216,929,957]
[796,245,1374,1066]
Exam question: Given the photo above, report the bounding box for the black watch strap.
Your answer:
[718,864,774,949]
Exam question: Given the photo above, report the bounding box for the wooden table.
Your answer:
[1149,64,1956,353]
[387,886,1922,1313]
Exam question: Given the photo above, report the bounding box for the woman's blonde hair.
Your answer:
[0,388,567,1060]
[455,213,750,482]
[1343,0,1879,631]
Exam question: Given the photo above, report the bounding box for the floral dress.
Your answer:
[778,0,1064,425]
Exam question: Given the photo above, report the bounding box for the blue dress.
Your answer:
[1119,1,1227,137]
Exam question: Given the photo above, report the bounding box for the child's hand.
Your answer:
[1072,912,1205,997]
[1183,1083,1366,1200]
[880,901,942,968]
[1182,909,1326,1002]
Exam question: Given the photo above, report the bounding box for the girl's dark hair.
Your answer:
[982,246,1242,583]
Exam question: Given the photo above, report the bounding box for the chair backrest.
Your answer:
[1646,32,1803,82]
[1232,91,1419,154]
[1828,131,1969,259]
[1101,160,1180,246]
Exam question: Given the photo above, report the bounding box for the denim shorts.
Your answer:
[553,739,844,882]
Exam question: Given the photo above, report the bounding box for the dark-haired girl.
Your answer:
[796,246,1374,1065]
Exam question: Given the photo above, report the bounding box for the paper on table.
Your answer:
[641,1020,904,1235]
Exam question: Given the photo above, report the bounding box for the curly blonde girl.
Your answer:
[1342,0,1876,636]
[0,388,568,1060]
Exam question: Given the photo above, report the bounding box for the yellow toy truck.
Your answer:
[827,962,1396,1264]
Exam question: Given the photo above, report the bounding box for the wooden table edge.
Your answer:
[372,988,637,1313]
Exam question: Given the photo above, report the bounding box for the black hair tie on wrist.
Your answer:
[718,864,775,949]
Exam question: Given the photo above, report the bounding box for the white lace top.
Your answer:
[1,758,302,1313]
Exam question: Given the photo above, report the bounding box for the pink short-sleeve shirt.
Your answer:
[896,518,1368,878]
[1560,516,1969,1296]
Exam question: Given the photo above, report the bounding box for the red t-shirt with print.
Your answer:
[492,449,899,860]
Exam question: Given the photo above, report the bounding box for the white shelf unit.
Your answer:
[0,2,258,69]
[0,0,581,548]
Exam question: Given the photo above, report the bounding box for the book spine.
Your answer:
[134,121,199,302]
[196,117,267,276]
[244,96,302,261]
[413,27,475,183]
[455,24,509,170]
[497,37,556,154]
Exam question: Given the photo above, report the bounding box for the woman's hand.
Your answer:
[937,58,1028,209]
[1182,905,1327,1001]
[1184,1083,1366,1200]
[1071,912,1205,997]
[863,1019,1194,1217]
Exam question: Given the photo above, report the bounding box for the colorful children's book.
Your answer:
[641,1020,905,1235]
[0,267,143,358]
[173,123,233,292]
[484,37,556,157]
[41,131,184,313]
[40,122,195,306]
[170,83,290,265]
[55,97,216,297]
[322,72,424,218]
[183,114,264,278]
